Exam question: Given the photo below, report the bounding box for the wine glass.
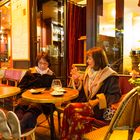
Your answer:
[51,79,62,91]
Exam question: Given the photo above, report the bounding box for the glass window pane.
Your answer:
[98,0,123,74]
[37,0,65,81]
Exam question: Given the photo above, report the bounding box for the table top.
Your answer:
[22,88,79,103]
[0,86,21,98]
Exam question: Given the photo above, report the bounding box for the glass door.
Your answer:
[97,0,123,74]
[37,0,66,85]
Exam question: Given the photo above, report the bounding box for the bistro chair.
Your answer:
[55,64,86,134]
[7,111,36,140]
[0,110,36,140]
[83,86,140,140]
[0,69,27,110]
[19,127,36,140]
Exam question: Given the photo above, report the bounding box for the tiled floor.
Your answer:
[35,112,61,140]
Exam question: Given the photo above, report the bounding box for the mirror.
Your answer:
[0,1,11,68]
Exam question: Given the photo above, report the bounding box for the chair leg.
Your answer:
[37,115,50,128]
[30,132,35,140]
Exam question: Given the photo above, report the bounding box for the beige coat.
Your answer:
[83,66,118,100]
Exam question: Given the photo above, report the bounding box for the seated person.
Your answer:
[14,52,56,134]
[61,47,121,140]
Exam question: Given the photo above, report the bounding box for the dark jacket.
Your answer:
[18,67,56,93]
[93,75,121,120]
[16,67,56,116]
[73,75,121,121]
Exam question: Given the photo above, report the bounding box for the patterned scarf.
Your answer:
[33,67,54,76]
[83,66,118,100]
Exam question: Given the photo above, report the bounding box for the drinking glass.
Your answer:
[51,79,62,91]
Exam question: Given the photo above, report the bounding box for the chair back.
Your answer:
[4,69,22,81]
[118,74,134,95]
[72,64,87,73]
[104,86,140,140]
[0,69,5,84]
[2,69,27,86]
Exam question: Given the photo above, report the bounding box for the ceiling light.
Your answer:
[77,0,86,5]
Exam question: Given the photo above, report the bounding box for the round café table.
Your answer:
[0,86,21,98]
[22,87,79,140]
[0,86,21,110]
[22,87,79,103]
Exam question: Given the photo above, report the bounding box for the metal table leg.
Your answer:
[49,107,56,140]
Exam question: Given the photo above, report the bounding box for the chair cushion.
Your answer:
[83,126,109,140]
[109,130,128,140]
[132,126,140,140]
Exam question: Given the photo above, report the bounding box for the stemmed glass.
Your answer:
[51,79,62,91]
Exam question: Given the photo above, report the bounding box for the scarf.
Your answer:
[30,66,54,76]
[83,66,118,100]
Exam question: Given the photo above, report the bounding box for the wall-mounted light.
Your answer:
[138,0,140,7]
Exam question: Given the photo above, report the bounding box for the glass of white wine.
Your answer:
[51,79,62,91]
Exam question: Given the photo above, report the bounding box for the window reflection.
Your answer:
[0,1,11,68]
[98,0,123,74]
[37,0,64,58]
[97,0,140,74]
[37,0,65,80]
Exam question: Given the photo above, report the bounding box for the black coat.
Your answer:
[73,75,121,121]
[94,75,121,120]
[16,68,56,116]
[18,69,56,93]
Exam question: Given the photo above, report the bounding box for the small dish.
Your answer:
[50,91,64,96]
[29,88,45,94]
[55,88,66,92]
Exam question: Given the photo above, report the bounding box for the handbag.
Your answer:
[103,106,116,121]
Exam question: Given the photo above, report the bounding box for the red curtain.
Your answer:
[66,2,86,77]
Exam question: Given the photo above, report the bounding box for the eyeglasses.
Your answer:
[38,62,48,66]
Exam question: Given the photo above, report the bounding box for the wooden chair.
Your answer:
[83,86,140,140]
[7,111,36,140]
[0,109,36,140]
[9,126,36,140]
[0,69,27,110]
[1,69,26,87]
[0,69,5,84]
[20,127,36,140]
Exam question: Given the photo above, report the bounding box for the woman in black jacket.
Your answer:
[14,52,56,133]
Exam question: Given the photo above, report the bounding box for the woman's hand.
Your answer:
[88,99,99,108]
[70,66,80,80]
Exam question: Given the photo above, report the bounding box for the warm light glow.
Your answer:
[77,0,86,5]
[99,2,115,37]
[111,9,115,18]
[99,24,115,37]
[1,34,4,42]
[58,6,64,13]
[132,16,140,47]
